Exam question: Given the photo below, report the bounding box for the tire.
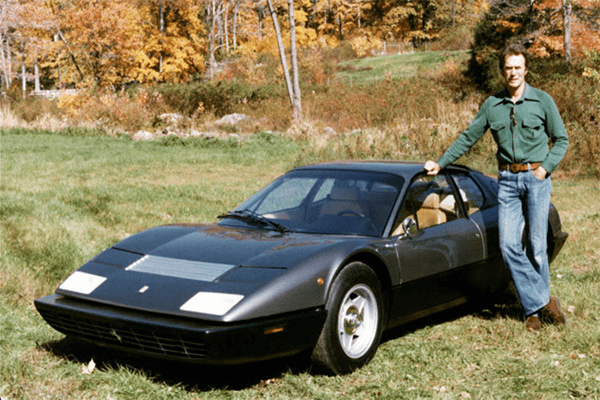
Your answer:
[311,261,384,375]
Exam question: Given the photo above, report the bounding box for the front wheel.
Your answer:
[311,261,384,375]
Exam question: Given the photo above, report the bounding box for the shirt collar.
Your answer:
[492,83,539,106]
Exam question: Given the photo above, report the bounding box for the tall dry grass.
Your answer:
[0,104,20,127]
[285,58,497,171]
[3,51,597,176]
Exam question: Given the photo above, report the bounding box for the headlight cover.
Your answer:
[180,292,244,316]
[59,271,107,295]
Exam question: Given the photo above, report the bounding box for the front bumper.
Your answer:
[35,295,326,365]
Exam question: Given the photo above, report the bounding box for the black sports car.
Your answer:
[35,161,568,375]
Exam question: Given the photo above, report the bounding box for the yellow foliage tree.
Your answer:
[135,0,206,83]
[53,0,144,87]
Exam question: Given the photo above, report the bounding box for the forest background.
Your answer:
[1,2,600,398]
[1,0,599,176]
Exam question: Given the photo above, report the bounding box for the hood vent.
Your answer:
[126,255,236,282]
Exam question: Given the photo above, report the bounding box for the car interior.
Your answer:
[392,173,485,236]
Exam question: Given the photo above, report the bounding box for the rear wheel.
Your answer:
[311,261,384,375]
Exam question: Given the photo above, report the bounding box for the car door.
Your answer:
[446,171,510,295]
[388,173,485,323]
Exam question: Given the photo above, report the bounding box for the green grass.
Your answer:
[336,50,469,85]
[1,132,599,399]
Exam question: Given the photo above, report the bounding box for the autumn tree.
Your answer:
[363,0,448,47]
[266,0,301,120]
[10,0,596,95]
[0,0,60,95]
[46,0,144,87]
[136,0,206,83]
[0,0,18,92]
[19,0,69,92]
[205,0,230,80]
[468,0,600,91]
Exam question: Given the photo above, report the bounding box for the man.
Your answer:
[424,43,569,332]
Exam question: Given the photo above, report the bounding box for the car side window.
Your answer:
[392,174,458,234]
[449,174,485,216]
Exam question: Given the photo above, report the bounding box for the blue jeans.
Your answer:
[498,169,552,316]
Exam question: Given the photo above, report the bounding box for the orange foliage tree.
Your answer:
[7,0,598,92]
[468,0,600,91]
[51,0,144,87]
[530,0,600,60]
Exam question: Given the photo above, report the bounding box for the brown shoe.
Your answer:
[526,315,542,332]
[542,296,567,326]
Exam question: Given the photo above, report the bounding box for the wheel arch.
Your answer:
[312,256,387,374]
[326,251,392,322]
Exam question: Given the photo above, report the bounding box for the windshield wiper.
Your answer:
[217,210,288,233]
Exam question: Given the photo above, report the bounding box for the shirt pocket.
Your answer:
[522,118,544,140]
[490,122,509,146]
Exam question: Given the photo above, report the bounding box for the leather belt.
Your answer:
[499,162,542,173]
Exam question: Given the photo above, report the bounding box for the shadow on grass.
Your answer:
[39,336,314,392]
[381,286,524,344]
[38,289,524,391]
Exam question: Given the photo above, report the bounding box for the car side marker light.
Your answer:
[264,326,285,335]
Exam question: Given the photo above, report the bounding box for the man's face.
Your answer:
[503,54,527,91]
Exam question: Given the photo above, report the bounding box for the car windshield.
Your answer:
[218,169,404,236]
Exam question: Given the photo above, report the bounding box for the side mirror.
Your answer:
[401,217,417,237]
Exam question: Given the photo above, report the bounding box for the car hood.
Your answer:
[116,223,339,268]
[56,224,373,322]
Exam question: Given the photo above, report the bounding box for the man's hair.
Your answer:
[499,44,530,70]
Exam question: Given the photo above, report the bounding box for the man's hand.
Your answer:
[424,160,441,175]
[533,166,548,181]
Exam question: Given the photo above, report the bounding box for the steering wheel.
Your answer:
[337,209,366,218]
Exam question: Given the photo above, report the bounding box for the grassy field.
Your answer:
[336,50,470,85]
[1,131,599,399]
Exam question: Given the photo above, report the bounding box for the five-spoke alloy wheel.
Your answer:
[311,261,384,375]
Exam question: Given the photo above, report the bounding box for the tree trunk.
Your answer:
[224,4,230,54]
[357,3,361,33]
[21,62,25,98]
[451,0,456,28]
[55,34,62,89]
[34,55,40,91]
[206,0,218,80]
[55,26,84,82]
[562,0,572,64]
[232,1,238,48]
[205,0,227,80]
[159,0,165,76]
[0,32,10,90]
[0,0,14,91]
[266,0,294,108]
[288,0,301,120]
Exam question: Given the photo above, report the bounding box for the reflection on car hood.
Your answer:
[116,223,340,268]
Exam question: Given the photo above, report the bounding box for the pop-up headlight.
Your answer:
[59,271,107,295]
[180,292,244,316]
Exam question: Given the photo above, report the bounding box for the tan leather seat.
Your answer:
[416,192,446,229]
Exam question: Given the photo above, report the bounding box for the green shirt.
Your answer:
[437,84,569,173]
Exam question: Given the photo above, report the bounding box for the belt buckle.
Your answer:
[509,164,520,173]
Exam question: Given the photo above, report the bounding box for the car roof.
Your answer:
[291,160,475,177]
[292,160,422,176]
